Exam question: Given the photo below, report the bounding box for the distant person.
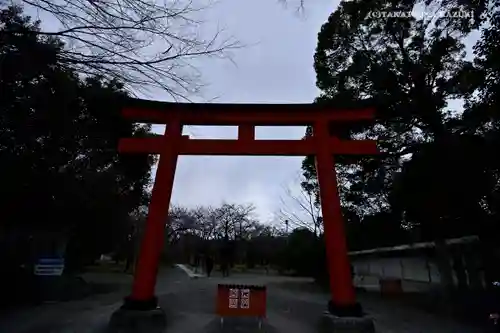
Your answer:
[263,259,270,275]
[124,253,132,273]
[205,255,214,277]
[194,253,201,273]
[123,241,134,273]
[220,260,229,277]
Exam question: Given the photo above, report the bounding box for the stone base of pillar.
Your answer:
[318,311,375,333]
[108,300,166,333]
[327,301,364,317]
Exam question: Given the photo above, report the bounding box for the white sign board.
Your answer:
[34,258,65,276]
[227,288,251,309]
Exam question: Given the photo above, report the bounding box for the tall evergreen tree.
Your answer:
[304,0,499,294]
[0,6,155,270]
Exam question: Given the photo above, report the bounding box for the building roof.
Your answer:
[348,235,479,257]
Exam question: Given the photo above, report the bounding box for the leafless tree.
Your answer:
[165,203,258,242]
[5,0,240,99]
[165,205,198,243]
[276,175,322,237]
[189,205,218,240]
[277,0,305,14]
[163,203,290,266]
[212,203,256,240]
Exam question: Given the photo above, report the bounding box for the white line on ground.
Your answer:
[176,264,205,279]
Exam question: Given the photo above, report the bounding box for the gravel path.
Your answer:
[0,267,484,333]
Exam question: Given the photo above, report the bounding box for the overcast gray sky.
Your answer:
[149,0,337,225]
[25,0,336,227]
[27,0,477,227]
[153,0,478,227]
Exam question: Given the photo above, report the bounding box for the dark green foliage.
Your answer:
[0,6,154,271]
[391,135,492,238]
[302,0,500,290]
[304,0,500,241]
[280,228,319,276]
[346,211,413,250]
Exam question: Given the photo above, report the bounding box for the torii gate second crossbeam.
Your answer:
[115,99,379,319]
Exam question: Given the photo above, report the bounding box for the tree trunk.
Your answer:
[434,237,455,312]
[479,235,499,291]
[464,250,482,291]
[451,249,468,291]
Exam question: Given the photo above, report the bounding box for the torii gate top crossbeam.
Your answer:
[121,98,375,126]
[119,98,378,157]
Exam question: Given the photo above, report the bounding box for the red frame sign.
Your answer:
[216,284,267,318]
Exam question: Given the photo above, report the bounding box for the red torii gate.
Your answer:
[116,98,378,318]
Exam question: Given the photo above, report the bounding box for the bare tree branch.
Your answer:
[8,0,242,99]
[275,207,314,232]
[277,0,305,14]
[275,175,322,236]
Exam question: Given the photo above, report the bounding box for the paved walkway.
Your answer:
[0,267,483,333]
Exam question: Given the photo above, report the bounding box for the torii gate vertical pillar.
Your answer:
[315,121,375,332]
[109,119,182,333]
[315,121,357,313]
